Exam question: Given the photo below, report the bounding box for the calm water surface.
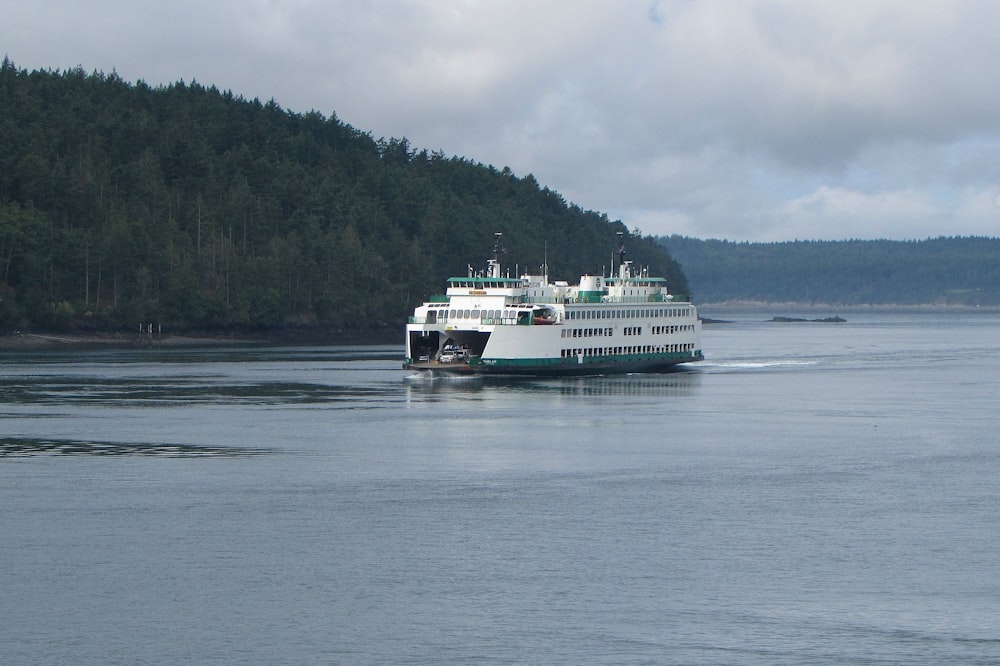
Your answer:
[2,309,999,664]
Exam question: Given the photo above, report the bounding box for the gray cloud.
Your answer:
[4,0,999,240]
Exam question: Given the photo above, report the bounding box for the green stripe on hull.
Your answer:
[454,351,704,376]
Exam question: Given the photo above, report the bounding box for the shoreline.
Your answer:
[699,301,1000,311]
[0,328,399,350]
[0,332,263,350]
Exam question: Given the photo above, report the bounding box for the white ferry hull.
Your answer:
[406,355,701,377]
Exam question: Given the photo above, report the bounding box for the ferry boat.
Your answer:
[404,234,703,375]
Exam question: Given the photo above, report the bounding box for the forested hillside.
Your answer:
[0,59,688,335]
[661,235,1000,305]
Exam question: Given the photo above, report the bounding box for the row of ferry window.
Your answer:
[426,309,522,320]
[449,280,517,289]
[561,324,695,338]
[566,307,690,320]
[560,343,695,358]
[427,307,694,322]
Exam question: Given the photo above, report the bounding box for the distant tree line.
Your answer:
[660,235,1000,305]
[0,59,689,335]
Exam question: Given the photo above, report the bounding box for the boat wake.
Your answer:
[403,372,480,382]
[701,359,818,370]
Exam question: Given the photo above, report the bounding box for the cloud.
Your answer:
[4,0,1000,241]
[776,186,939,240]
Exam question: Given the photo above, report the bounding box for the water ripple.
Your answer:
[0,437,271,457]
[0,379,398,406]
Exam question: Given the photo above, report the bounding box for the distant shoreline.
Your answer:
[698,302,1000,311]
[0,328,399,350]
[0,332,260,350]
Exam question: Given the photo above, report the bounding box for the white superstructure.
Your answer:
[404,234,703,375]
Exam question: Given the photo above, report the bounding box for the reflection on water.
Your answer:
[0,378,397,407]
[0,437,271,457]
[403,369,702,400]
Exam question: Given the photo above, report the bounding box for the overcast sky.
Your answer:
[4,1,1000,241]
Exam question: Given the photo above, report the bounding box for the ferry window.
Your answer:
[471,309,480,319]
